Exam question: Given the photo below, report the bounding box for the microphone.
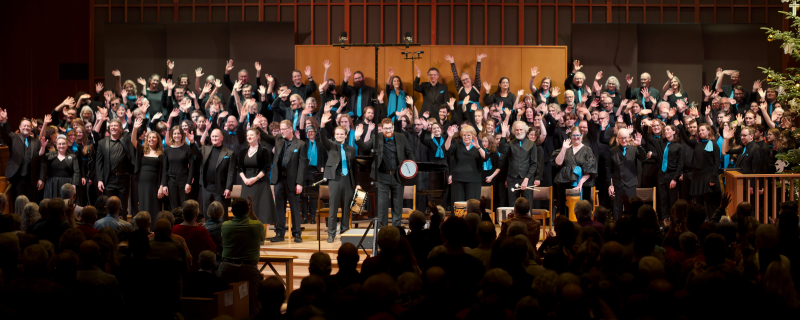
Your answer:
[401,52,410,54]
[311,177,327,187]
[414,51,424,54]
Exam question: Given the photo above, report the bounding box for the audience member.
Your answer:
[76,205,99,239]
[219,197,266,315]
[499,197,541,246]
[92,196,132,232]
[183,250,229,298]
[172,200,216,271]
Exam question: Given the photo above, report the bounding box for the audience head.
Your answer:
[408,210,426,232]
[79,240,102,269]
[207,201,225,221]
[181,200,200,223]
[231,197,248,217]
[60,183,76,200]
[464,212,481,233]
[198,250,217,271]
[21,244,50,277]
[59,228,86,254]
[477,221,497,246]
[133,211,151,231]
[309,252,332,277]
[21,202,40,231]
[574,200,593,221]
[153,218,173,241]
[514,197,531,216]
[106,196,122,217]
[440,216,470,249]
[81,206,98,226]
[377,225,401,252]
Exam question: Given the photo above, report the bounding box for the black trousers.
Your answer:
[274,176,302,237]
[104,174,131,214]
[166,174,190,210]
[10,174,36,210]
[657,174,680,220]
[507,176,533,214]
[201,185,230,219]
[451,180,481,204]
[612,185,636,220]
[694,192,721,221]
[327,174,354,235]
[556,183,593,216]
[377,173,404,227]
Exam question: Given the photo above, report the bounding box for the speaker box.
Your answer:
[341,228,375,249]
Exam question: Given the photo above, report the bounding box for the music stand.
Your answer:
[354,194,379,257]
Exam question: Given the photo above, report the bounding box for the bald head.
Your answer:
[477,221,497,245]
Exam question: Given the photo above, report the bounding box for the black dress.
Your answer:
[551,145,597,215]
[138,155,163,220]
[238,147,276,224]
[162,144,195,210]
[41,152,80,199]
[448,142,484,202]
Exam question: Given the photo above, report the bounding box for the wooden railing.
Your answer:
[724,171,800,223]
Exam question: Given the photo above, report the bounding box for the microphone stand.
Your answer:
[307,177,326,252]
[402,51,424,110]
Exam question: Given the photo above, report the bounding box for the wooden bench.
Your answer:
[259,255,296,297]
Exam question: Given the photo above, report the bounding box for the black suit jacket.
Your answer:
[498,137,538,180]
[356,131,415,183]
[95,135,135,184]
[319,130,357,186]
[39,152,80,184]
[300,133,328,173]
[625,86,660,110]
[413,78,449,115]
[341,82,377,121]
[606,144,646,188]
[200,145,236,193]
[0,122,41,183]
[730,141,763,175]
[262,134,306,186]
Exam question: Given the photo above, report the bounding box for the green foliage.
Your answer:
[760,11,800,110]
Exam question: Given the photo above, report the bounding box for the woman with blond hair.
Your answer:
[552,126,597,216]
[662,71,688,109]
[38,134,80,200]
[444,125,487,202]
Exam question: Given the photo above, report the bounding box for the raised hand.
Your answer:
[641,87,650,99]
[171,108,181,118]
[447,97,456,110]
[354,123,364,137]
[405,96,413,106]
[134,118,143,129]
[482,81,491,93]
[664,88,674,97]
[225,59,234,72]
[723,125,733,139]
[531,66,539,77]
[590,98,600,109]
[758,88,766,99]
[595,71,603,81]
[233,80,242,91]
[187,91,196,99]
[477,53,487,62]
[322,112,333,125]
[338,97,347,109]
[715,68,723,79]
[447,125,458,137]
[572,60,583,72]
[444,55,454,64]
[501,121,510,137]
[137,77,146,86]
[759,102,767,112]
[753,79,762,92]
[165,79,175,90]
[736,113,744,125]
[304,65,312,77]
[666,70,673,80]
[625,74,633,86]
[517,89,525,97]
[593,81,602,94]
[167,60,175,70]
[203,83,212,93]
[0,108,7,122]
[152,112,162,121]
[562,138,571,149]
[266,74,274,83]
[414,63,421,77]
[376,90,385,103]
[388,67,395,78]
[195,67,204,78]
[215,79,223,88]
[43,114,52,126]
[258,85,266,96]
[463,96,471,107]
[323,59,331,69]
[62,96,76,107]
[551,87,561,97]
[703,86,712,98]
[422,111,430,118]
[668,107,676,119]
[633,132,642,146]
[160,78,168,88]
[120,89,128,98]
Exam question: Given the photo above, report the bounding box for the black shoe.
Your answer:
[310,217,316,224]
[270,236,285,242]
[327,235,335,243]
[294,236,303,243]
[301,217,309,224]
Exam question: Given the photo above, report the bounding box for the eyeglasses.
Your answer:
[571,134,581,137]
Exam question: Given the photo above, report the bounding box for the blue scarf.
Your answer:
[572,166,584,200]
[662,142,671,172]
[308,140,317,166]
[717,137,729,168]
[701,139,713,152]
[348,130,358,154]
[71,142,79,153]
[482,156,492,171]
[388,89,406,122]
[341,144,348,176]
[432,136,444,158]
[464,142,473,151]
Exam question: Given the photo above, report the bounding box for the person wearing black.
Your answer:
[553,126,597,216]
[606,128,646,220]
[680,123,721,219]
[722,125,764,197]
[238,128,277,230]
[288,66,317,101]
[341,68,377,121]
[222,59,261,119]
[299,125,325,225]
[263,120,306,243]
[161,126,196,211]
[444,125,487,203]
[319,113,359,242]
[200,129,235,218]
[355,118,415,227]
[413,64,448,116]
[131,119,164,223]
[655,125,684,222]
[625,72,660,110]
[447,53,485,126]
[96,119,136,213]
[38,135,80,200]
[498,121,538,212]
[483,77,518,120]
[564,60,592,105]
[0,112,42,206]
[713,68,749,102]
